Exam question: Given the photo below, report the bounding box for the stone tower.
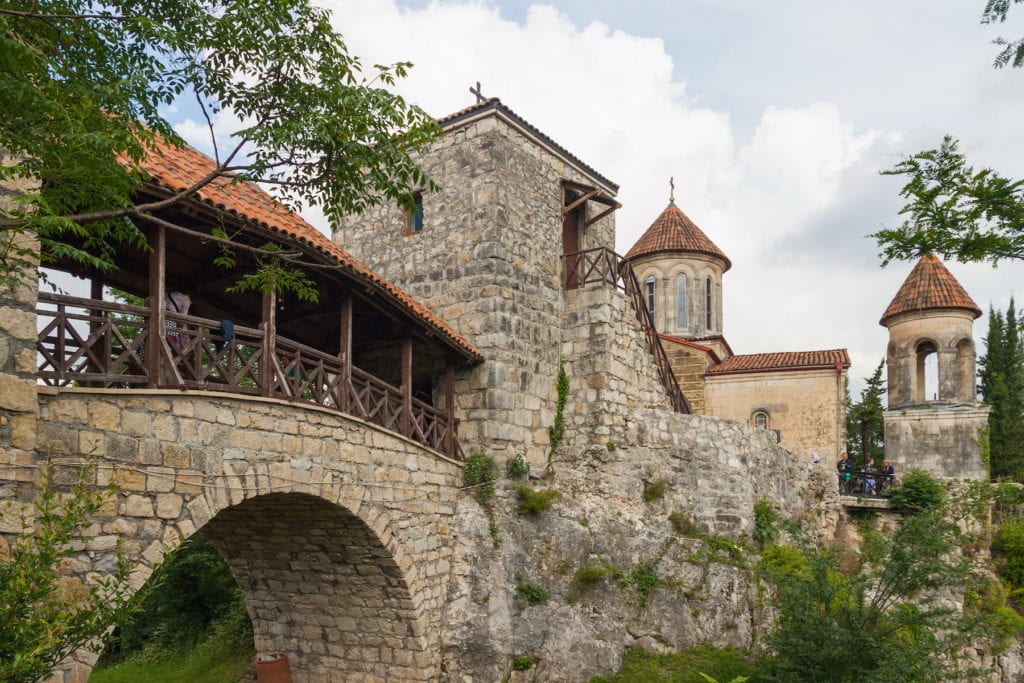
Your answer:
[624,193,731,356]
[880,253,989,479]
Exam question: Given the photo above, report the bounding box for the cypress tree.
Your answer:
[846,359,886,467]
[981,299,1024,481]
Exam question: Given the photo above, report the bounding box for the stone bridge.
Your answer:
[24,387,463,683]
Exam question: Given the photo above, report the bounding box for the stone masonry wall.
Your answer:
[27,389,463,683]
[662,340,709,415]
[334,114,616,467]
[884,405,989,480]
[0,157,40,531]
[562,284,672,447]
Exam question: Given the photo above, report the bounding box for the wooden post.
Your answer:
[147,225,165,388]
[338,292,352,413]
[89,278,105,380]
[401,336,413,437]
[444,362,456,457]
[261,289,277,397]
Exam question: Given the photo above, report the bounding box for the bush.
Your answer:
[463,452,498,504]
[887,469,945,513]
[752,499,778,547]
[505,453,530,479]
[643,477,668,502]
[573,564,611,588]
[512,656,534,671]
[669,510,698,536]
[516,485,559,515]
[587,645,761,682]
[515,582,549,605]
[992,520,1024,592]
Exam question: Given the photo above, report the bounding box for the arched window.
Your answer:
[753,411,769,429]
[645,275,656,321]
[676,274,687,330]
[915,340,938,402]
[705,276,713,330]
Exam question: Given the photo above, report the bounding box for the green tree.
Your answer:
[984,0,1024,68]
[0,0,438,288]
[0,465,146,683]
[873,137,1024,266]
[762,509,1005,682]
[845,359,886,467]
[979,299,1024,480]
[873,3,1022,266]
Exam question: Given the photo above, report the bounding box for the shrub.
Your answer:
[606,442,617,452]
[515,582,549,605]
[992,520,1024,592]
[573,564,611,588]
[887,468,945,513]
[643,477,668,502]
[512,656,534,671]
[669,510,698,536]
[516,485,559,515]
[505,453,529,479]
[463,452,498,504]
[618,561,661,607]
[752,499,778,547]
[587,645,760,683]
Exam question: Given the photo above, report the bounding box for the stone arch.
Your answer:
[954,337,975,402]
[914,338,939,402]
[201,492,431,681]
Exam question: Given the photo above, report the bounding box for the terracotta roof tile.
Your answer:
[135,137,482,362]
[879,254,982,326]
[707,349,850,375]
[625,202,731,270]
[437,98,619,193]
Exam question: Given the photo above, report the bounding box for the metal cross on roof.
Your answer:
[669,177,675,203]
[470,81,485,104]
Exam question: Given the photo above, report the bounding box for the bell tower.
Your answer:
[880,254,989,480]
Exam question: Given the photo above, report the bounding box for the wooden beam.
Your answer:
[147,225,166,388]
[401,336,413,436]
[585,203,621,227]
[561,189,599,216]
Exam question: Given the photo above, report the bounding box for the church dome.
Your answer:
[879,253,981,326]
[625,201,731,271]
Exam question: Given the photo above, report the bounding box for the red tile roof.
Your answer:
[438,98,619,194]
[879,253,982,326]
[625,202,731,270]
[707,349,850,376]
[135,137,482,362]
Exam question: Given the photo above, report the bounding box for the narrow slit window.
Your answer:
[705,276,713,330]
[676,274,687,330]
[646,275,656,321]
[406,191,424,234]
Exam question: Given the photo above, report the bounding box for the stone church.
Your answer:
[337,94,989,478]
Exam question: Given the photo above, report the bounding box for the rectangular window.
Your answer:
[406,191,424,235]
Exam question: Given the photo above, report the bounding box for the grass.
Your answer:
[90,628,254,683]
[588,645,762,682]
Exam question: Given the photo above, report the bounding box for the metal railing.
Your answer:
[839,470,898,498]
[36,292,461,459]
[562,247,690,414]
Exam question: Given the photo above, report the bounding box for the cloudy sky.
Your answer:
[183,0,1024,396]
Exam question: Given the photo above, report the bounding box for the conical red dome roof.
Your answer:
[625,202,731,271]
[879,253,981,326]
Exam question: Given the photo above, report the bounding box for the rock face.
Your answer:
[440,415,840,682]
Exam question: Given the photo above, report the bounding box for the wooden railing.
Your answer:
[562,248,691,414]
[36,292,462,459]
